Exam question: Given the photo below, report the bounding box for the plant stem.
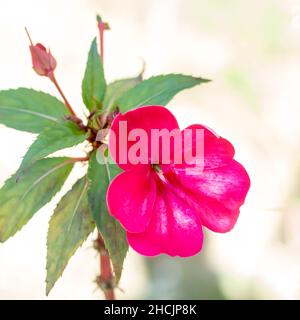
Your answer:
[49,72,76,116]
[95,16,116,301]
[96,233,115,300]
[99,27,104,64]
[97,19,107,64]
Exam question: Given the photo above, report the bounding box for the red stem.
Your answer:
[96,234,115,300]
[99,26,104,64]
[95,16,115,301]
[49,73,76,116]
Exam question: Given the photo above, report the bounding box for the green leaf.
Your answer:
[117,74,210,112]
[46,177,94,295]
[87,151,127,283]
[0,88,70,133]
[0,157,74,242]
[82,38,106,112]
[103,76,142,110]
[18,121,87,176]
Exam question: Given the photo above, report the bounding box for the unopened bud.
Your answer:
[96,15,110,31]
[25,28,56,78]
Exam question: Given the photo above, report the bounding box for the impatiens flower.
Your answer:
[25,28,56,78]
[106,106,250,257]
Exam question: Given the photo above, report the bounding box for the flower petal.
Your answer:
[109,106,179,170]
[174,124,235,171]
[165,160,250,233]
[107,165,156,233]
[127,180,203,257]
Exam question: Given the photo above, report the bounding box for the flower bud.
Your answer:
[25,28,56,78]
[96,15,110,61]
[96,15,110,32]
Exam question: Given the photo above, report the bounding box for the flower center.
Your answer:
[152,164,162,173]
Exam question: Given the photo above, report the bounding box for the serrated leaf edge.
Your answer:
[45,177,95,295]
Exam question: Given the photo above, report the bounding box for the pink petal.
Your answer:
[127,180,203,257]
[171,124,235,171]
[30,45,57,76]
[165,160,250,233]
[109,106,179,170]
[107,165,156,233]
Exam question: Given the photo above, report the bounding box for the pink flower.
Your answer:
[25,28,56,78]
[107,106,250,257]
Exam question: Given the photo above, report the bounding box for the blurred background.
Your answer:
[0,0,300,299]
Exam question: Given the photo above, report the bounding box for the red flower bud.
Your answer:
[96,15,110,32]
[96,15,110,62]
[25,28,56,78]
